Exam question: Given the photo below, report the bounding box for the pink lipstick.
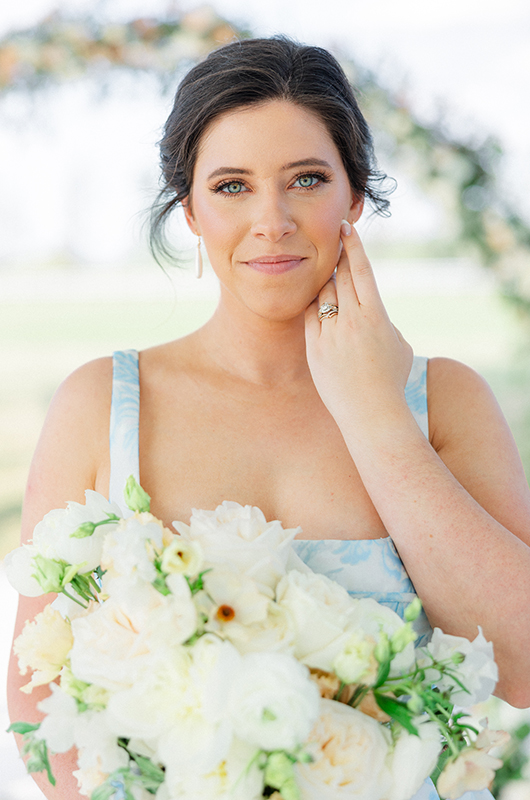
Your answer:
[245,255,304,275]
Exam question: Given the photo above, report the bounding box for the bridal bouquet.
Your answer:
[6,477,507,800]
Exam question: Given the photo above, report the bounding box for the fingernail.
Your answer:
[340,219,352,236]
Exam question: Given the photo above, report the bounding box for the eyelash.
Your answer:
[211,171,332,196]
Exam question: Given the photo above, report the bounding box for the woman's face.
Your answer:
[185,99,363,321]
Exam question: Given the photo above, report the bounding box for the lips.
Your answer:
[244,255,305,275]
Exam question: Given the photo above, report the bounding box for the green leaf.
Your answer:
[21,732,56,786]
[373,658,391,689]
[7,721,41,735]
[374,694,419,736]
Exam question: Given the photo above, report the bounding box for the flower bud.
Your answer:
[404,597,422,623]
[124,475,151,513]
[374,633,391,664]
[391,623,417,655]
[70,522,96,539]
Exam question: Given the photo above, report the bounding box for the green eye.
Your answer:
[223,182,244,193]
[295,174,318,188]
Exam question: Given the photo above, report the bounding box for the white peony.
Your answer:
[36,683,80,753]
[275,569,356,671]
[419,626,498,704]
[32,491,122,572]
[70,578,197,691]
[295,698,392,800]
[229,651,320,751]
[4,545,43,596]
[101,512,167,583]
[174,501,300,592]
[75,709,129,774]
[385,719,441,800]
[14,604,73,692]
[105,647,192,741]
[156,635,240,775]
[163,736,263,800]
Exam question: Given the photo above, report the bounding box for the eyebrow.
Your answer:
[206,158,334,182]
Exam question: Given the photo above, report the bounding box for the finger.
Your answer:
[340,221,384,308]
[317,272,338,308]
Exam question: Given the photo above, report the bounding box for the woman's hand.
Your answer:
[305,221,413,429]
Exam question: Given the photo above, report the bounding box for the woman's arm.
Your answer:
[7,357,112,799]
[305,223,530,708]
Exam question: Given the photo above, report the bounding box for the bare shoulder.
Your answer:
[426,356,530,540]
[22,356,113,544]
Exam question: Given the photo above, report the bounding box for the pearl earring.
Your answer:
[195,235,203,279]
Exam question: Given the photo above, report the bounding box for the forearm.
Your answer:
[338,401,530,706]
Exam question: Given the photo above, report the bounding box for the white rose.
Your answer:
[75,709,129,774]
[386,719,441,800]
[164,736,263,800]
[174,501,300,592]
[419,626,498,704]
[4,545,43,596]
[14,604,73,692]
[229,651,320,751]
[32,492,122,572]
[437,746,503,798]
[295,698,392,800]
[275,570,355,671]
[36,683,79,753]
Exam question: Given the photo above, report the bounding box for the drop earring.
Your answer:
[195,235,203,279]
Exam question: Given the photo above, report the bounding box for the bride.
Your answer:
[8,36,530,800]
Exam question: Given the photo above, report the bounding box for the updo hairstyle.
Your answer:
[150,36,392,263]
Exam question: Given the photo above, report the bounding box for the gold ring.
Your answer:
[318,302,339,321]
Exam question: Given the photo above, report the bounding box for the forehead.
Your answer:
[194,99,343,175]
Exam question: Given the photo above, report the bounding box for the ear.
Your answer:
[183,197,200,236]
[348,195,364,224]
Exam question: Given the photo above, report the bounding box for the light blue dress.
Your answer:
[108,349,493,800]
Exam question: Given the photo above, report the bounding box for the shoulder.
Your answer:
[426,356,502,450]
[22,357,114,539]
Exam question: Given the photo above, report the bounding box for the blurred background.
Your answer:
[1,0,530,797]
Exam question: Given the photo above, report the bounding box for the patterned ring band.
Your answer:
[318,302,339,321]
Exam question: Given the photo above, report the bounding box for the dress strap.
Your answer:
[405,355,429,439]
[109,349,140,514]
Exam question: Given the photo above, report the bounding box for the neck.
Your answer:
[194,295,312,387]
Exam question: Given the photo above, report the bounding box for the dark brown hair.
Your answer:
[150,36,393,263]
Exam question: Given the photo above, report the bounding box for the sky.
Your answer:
[0,0,529,264]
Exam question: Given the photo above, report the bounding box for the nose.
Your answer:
[250,189,297,242]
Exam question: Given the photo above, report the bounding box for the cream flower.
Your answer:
[332,630,378,685]
[36,683,80,753]
[348,598,415,677]
[174,501,299,592]
[204,567,271,628]
[437,747,503,798]
[295,698,391,800]
[14,604,73,692]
